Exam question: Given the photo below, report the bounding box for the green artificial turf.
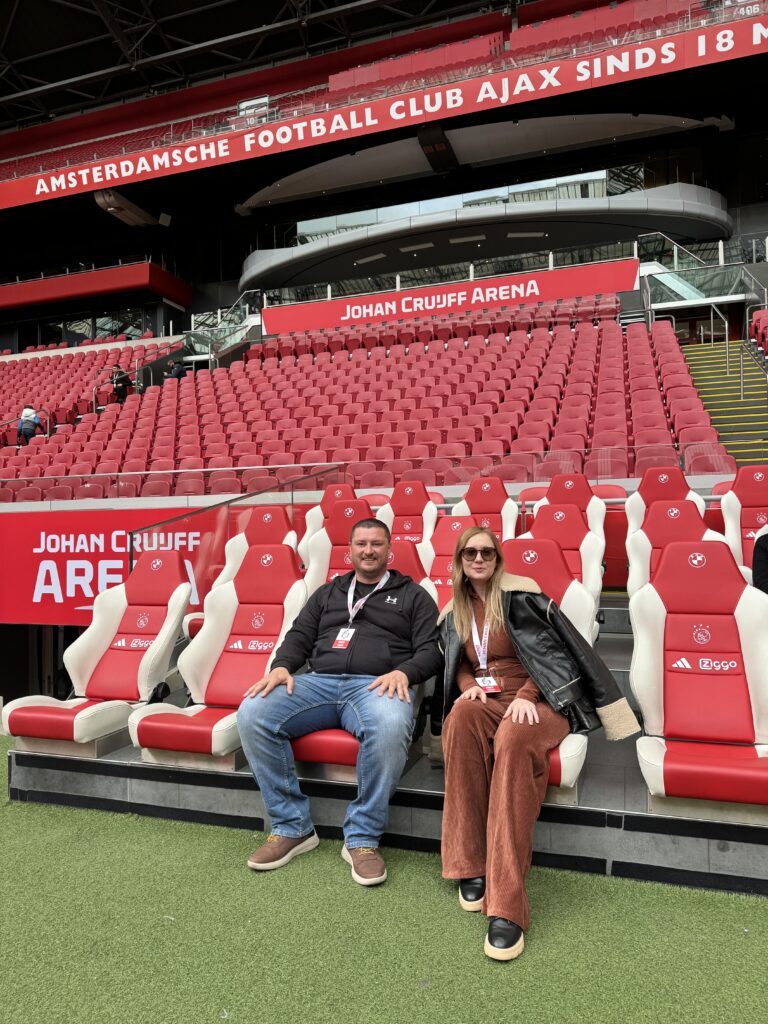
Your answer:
[1,735,766,1024]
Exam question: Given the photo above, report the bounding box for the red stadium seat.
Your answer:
[2,553,191,751]
[626,499,732,597]
[625,466,706,534]
[631,542,768,807]
[130,546,306,766]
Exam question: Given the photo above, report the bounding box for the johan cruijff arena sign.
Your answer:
[259,259,641,334]
[2,17,768,210]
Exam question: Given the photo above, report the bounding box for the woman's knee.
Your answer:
[444,699,485,736]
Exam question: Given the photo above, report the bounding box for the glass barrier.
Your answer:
[645,264,753,305]
[0,444,756,516]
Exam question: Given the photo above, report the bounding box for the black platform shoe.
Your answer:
[484,917,525,961]
[458,876,485,911]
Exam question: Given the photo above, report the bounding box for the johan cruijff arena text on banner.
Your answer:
[2,1,768,1014]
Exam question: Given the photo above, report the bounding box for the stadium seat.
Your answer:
[721,465,768,568]
[450,475,517,540]
[2,552,191,752]
[531,473,607,537]
[377,480,438,544]
[626,499,732,598]
[129,545,306,768]
[625,466,706,534]
[304,498,374,594]
[417,515,479,610]
[501,538,598,644]
[631,542,768,808]
[298,483,358,564]
[517,503,604,602]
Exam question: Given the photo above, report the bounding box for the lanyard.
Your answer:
[471,612,491,672]
[347,572,390,624]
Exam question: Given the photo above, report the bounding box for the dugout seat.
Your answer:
[625,466,705,535]
[377,479,438,544]
[297,483,357,564]
[501,538,598,643]
[2,552,190,753]
[626,500,731,597]
[451,476,517,540]
[720,465,768,569]
[417,515,479,610]
[182,505,297,638]
[517,503,604,602]
[630,542,768,807]
[129,545,305,768]
[532,473,607,537]
[304,498,373,595]
[290,537,439,768]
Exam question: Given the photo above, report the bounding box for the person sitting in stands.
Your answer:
[17,404,41,446]
[164,360,186,380]
[109,364,132,405]
[439,526,639,962]
[237,517,440,886]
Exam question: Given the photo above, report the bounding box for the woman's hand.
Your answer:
[504,698,539,725]
[458,685,487,704]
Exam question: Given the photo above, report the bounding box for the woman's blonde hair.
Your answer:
[450,526,506,644]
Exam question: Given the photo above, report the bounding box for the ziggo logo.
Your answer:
[699,658,738,671]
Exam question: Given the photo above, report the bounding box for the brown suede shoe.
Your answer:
[341,845,387,886]
[247,832,319,871]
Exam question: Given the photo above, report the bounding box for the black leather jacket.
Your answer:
[439,579,639,740]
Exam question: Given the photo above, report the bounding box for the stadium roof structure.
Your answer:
[0,0,508,131]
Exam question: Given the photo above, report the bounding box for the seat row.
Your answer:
[4,532,767,812]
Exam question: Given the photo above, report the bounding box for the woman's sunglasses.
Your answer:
[461,546,497,562]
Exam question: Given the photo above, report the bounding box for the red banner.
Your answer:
[0,506,234,626]
[260,259,640,333]
[1,17,767,210]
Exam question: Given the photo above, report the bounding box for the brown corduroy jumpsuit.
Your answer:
[441,589,569,930]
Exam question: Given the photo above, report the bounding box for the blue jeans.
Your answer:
[236,673,414,848]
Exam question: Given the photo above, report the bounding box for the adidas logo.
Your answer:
[229,640,244,651]
[672,657,692,670]
[113,638,127,648]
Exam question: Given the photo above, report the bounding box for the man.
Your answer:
[165,360,186,380]
[236,517,440,885]
[109,364,132,404]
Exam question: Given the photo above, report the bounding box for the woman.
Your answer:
[439,526,639,962]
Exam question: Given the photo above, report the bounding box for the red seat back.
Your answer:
[651,542,754,744]
[242,505,294,544]
[205,546,303,707]
[501,538,573,603]
[85,551,189,701]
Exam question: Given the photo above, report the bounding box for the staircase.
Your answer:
[683,340,768,465]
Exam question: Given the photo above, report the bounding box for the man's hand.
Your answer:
[244,667,294,699]
[368,670,411,702]
[457,685,487,704]
[503,698,539,725]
